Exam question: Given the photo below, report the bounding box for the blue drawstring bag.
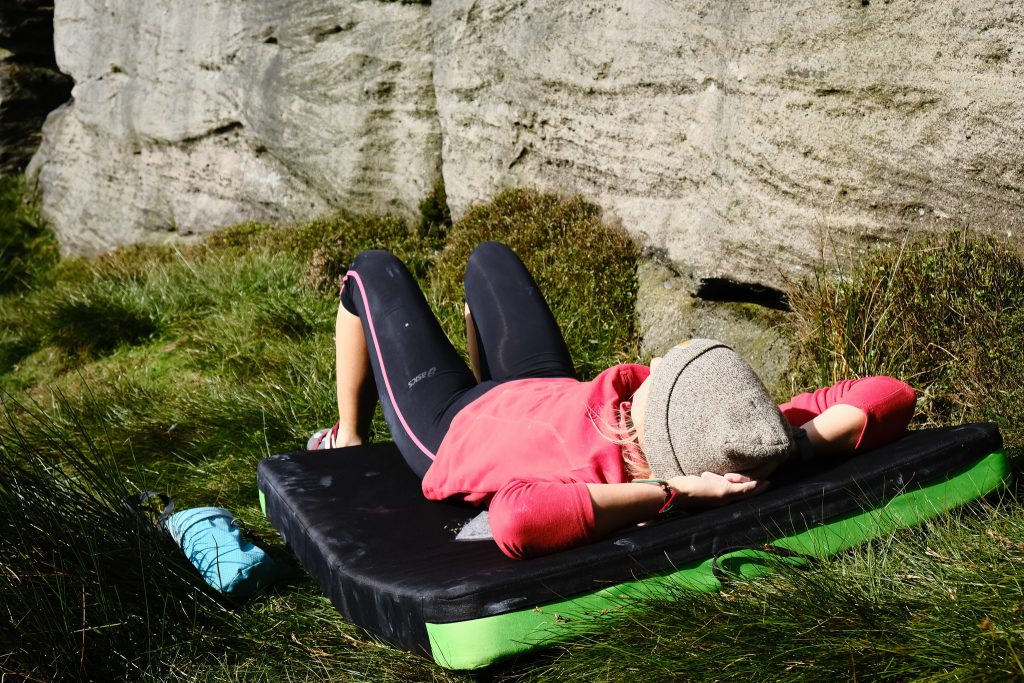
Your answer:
[134,493,278,601]
[165,506,279,600]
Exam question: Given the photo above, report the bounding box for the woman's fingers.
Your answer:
[702,472,766,498]
[700,471,756,486]
[667,473,770,510]
[724,480,760,496]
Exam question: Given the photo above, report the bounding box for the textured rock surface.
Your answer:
[637,259,791,392]
[432,0,1024,288]
[29,0,439,253]
[24,0,1024,285]
[0,0,72,172]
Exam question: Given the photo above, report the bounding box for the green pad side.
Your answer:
[426,450,1011,670]
[259,489,267,517]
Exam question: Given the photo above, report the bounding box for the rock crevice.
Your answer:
[0,0,73,172]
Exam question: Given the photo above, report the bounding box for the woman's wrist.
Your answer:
[633,479,680,515]
[586,481,677,536]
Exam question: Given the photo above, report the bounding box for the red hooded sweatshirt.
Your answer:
[422,366,916,559]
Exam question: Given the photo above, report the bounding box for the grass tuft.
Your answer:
[46,286,162,357]
[299,212,438,295]
[0,394,236,681]
[0,174,58,294]
[786,229,1024,447]
[417,178,453,245]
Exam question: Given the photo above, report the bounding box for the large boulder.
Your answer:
[431,0,1024,287]
[24,0,1024,288]
[29,0,440,254]
[636,259,791,392]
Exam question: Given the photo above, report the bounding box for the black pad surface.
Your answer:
[258,424,1002,654]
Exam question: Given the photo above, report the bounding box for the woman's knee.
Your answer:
[468,241,516,266]
[342,249,413,315]
[465,241,522,288]
[350,248,403,274]
[348,249,419,289]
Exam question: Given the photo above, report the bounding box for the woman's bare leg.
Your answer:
[465,303,482,383]
[334,303,377,446]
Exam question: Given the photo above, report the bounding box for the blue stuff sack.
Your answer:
[164,506,278,601]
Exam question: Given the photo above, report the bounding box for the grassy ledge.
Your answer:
[1,173,1022,680]
[0,183,637,681]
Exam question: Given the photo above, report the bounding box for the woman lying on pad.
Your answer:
[308,242,917,560]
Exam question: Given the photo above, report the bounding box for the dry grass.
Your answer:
[786,229,1024,444]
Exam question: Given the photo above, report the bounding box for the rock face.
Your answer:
[30,0,439,253]
[636,259,791,393]
[0,0,73,172]
[432,0,1024,287]
[25,0,1024,286]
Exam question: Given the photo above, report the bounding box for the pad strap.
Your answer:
[711,543,818,585]
[130,491,174,529]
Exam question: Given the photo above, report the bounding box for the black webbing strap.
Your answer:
[130,491,174,529]
[710,543,818,585]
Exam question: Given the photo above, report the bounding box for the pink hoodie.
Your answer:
[423,368,916,560]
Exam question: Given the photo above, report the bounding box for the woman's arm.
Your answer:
[586,473,765,538]
[577,378,917,553]
[781,376,917,455]
[801,403,867,457]
[489,474,763,559]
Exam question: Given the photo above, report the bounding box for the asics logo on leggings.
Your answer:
[408,367,437,388]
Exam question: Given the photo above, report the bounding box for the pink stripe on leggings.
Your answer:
[343,270,436,461]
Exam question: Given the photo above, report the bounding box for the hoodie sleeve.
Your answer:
[779,376,917,452]
[487,479,597,560]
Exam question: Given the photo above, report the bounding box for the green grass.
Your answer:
[0,174,58,294]
[1,172,1023,680]
[785,229,1024,446]
[0,398,238,680]
[0,182,638,680]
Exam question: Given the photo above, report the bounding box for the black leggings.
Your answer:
[340,241,575,477]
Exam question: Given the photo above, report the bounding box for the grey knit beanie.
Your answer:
[642,339,795,479]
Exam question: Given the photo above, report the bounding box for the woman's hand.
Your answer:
[666,472,767,510]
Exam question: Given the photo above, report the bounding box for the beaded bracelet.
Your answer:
[633,479,678,516]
